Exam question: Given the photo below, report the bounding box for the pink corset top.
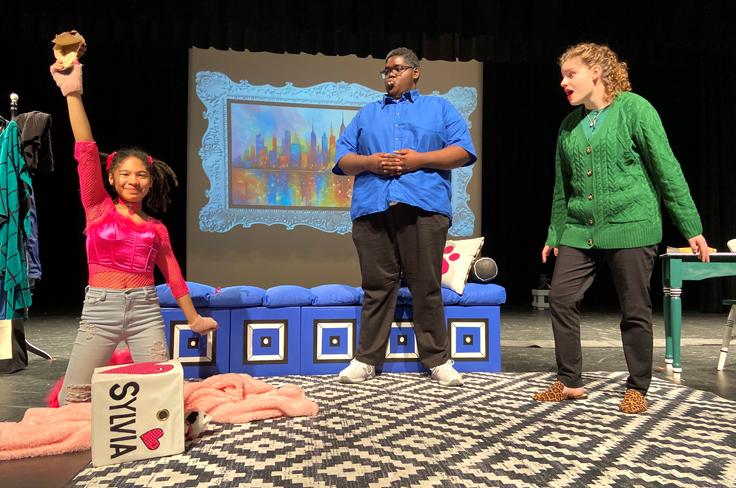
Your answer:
[86,214,159,274]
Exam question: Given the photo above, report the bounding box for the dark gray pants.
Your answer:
[352,204,450,369]
[549,245,658,393]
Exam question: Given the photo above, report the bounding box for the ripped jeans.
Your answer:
[58,286,169,405]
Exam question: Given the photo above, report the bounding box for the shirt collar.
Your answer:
[381,89,420,107]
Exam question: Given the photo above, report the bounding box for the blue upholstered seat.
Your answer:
[158,281,506,308]
[208,286,266,308]
[310,284,363,306]
[156,281,216,307]
[263,285,314,308]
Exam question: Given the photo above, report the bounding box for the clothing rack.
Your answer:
[1,93,19,131]
[4,93,53,361]
[10,93,18,119]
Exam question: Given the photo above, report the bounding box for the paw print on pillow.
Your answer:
[442,245,461,274]
[440,237,485,294]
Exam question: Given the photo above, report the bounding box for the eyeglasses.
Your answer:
[379,65,415,79]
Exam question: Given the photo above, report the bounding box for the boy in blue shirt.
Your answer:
[334,47,477,386]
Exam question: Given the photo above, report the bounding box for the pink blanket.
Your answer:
[184,373,319,423]
[0,374,318,461]
[0,403,91,461]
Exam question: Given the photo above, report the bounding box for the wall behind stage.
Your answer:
[187,48,483,288]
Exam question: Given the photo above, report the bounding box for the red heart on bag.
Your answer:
[102,362,173,375]
[140,428,164,450]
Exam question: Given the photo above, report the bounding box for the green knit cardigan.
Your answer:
[546,91,702,249]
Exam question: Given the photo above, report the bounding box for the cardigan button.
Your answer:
[585,146,592,154]
[587,218,594,225]
[587,238,593,246]
[587,169,593,176]
[588,193,593,200]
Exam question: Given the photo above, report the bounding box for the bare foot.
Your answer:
[563,385,586,398]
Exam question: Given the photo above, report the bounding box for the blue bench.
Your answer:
[157,282,506,378]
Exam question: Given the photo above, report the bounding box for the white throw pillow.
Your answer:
[441,237,485,294]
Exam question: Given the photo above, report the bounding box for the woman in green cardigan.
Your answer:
[533,42,710,414]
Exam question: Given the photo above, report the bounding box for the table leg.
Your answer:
[670,287,683,375]
[663,287,672,365]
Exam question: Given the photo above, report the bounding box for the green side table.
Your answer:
[661,252,736,376]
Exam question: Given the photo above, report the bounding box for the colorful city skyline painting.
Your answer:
[229,101,358,208]
[197,72,476,235]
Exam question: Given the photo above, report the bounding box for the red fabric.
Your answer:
[75,141,188,298]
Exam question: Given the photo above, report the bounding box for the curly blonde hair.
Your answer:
[559,42,632,101]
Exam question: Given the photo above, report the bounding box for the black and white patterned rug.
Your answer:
[71,372,736,487]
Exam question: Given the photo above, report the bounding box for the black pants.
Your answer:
[549,245,658,393]
[352,204,450,369]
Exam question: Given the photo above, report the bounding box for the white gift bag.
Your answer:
[0,319,12,360]
[91,360,184,466]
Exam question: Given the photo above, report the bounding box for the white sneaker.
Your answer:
[338,359,376,384]
[430,360,464,386]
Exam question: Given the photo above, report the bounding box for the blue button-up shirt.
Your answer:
[334,90,477,221]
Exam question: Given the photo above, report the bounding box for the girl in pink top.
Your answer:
[51,61,217,405]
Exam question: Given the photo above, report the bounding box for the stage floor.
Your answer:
[1,306,735,487]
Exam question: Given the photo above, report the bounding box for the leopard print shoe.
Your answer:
[619,389,648,414]
[533,380,587,402]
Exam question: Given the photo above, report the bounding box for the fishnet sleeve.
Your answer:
[75,141,114,224]
[154,223,189,299]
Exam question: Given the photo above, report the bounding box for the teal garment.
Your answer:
[546,91,702,250]
[579,106,610,140]
[0,121,33,318]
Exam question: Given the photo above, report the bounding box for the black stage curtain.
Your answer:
[1,1,735,311]
[1,40,187,310]
[3,2,735,63]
